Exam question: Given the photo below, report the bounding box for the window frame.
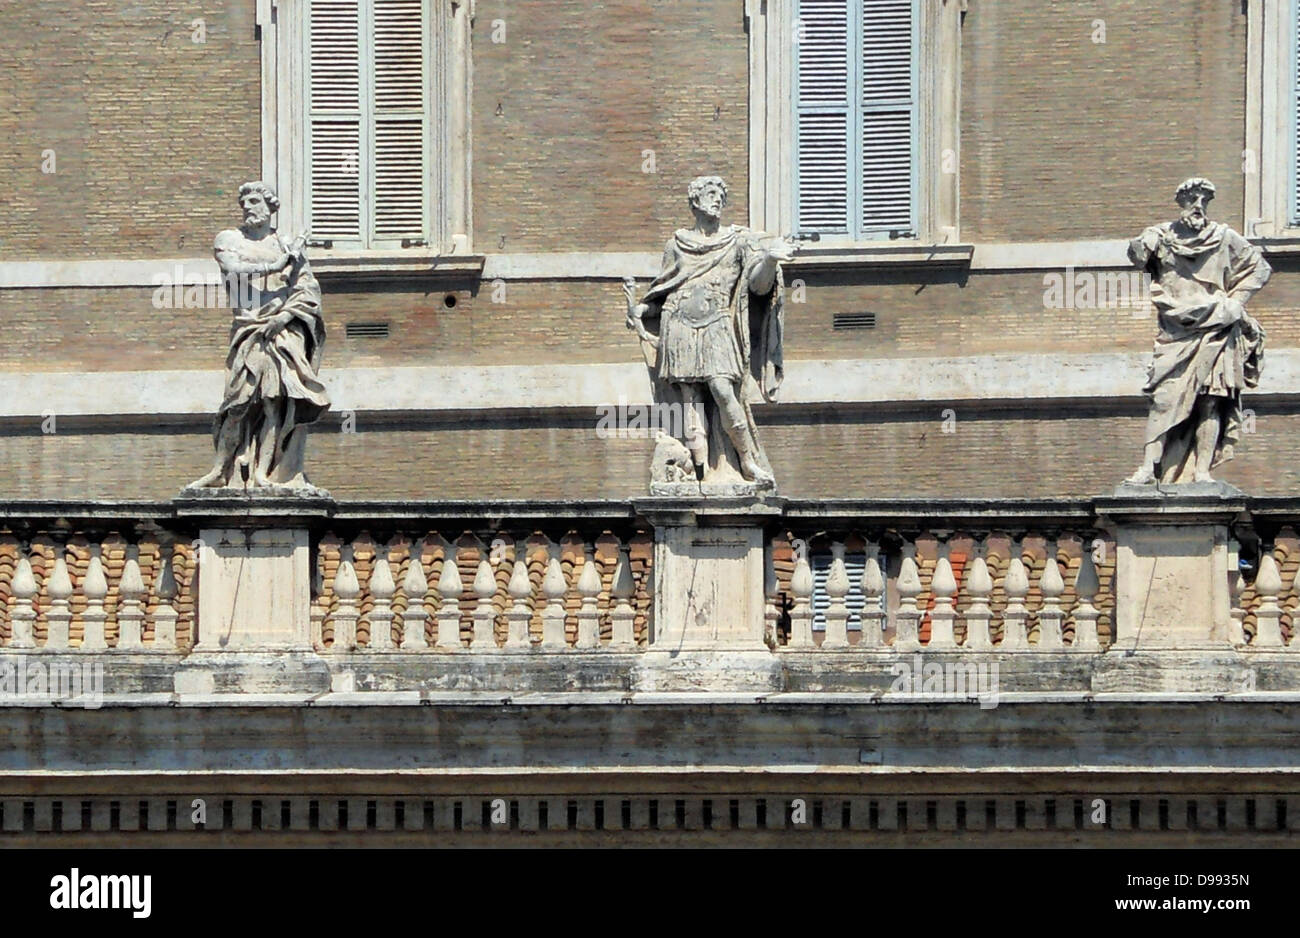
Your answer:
[1246,0,1300,241]
[257,0,474,265]
[747,0,964,258]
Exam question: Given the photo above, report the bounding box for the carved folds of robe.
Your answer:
[1128,221,1270,482]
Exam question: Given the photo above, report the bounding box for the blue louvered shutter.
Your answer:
[795,0,918,240]
[308,0,430,248]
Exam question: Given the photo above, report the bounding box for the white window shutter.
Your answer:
[309,0,362,242]
[860,0,916,234]
[372,0,428,241]
[796,0,851,234]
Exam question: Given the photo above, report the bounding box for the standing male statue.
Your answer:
[623,175,796,491]
[1124,178,1270,486]
[188,181,331,492]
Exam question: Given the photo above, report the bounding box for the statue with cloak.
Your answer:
[187,181,330,493]
[623,175,796,492]
[1124,178,1270,486]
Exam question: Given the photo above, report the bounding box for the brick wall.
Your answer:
[960,0,1247,242]
[4,403,1299,501]
[0,0,261,259]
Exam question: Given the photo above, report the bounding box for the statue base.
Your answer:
[1096,482,1247,651]
[649,479,777,498]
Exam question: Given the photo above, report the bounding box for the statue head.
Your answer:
[1175,177,1215,232]
[238,180,280,229]
[687,175,728,222]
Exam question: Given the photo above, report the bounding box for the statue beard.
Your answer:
[1180,209,1209,232]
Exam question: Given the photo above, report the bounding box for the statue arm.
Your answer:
[1225,230,1272,303]
[213,230,291,276]
[1127,226,1162,270]
[743,230,798,295]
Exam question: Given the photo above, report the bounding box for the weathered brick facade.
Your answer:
[0,0,1295,502]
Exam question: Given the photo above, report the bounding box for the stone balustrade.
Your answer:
[0,495,1298,697]
[310,526,654,652]
[0,516,195,654]
[770,526,1115,652]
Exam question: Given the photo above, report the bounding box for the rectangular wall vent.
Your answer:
[345,321,391,339]
[832,312,877,331]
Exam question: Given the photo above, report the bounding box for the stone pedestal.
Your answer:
[173,492,334,695]
[1092,483,1248,692]
[631,496,784,692]
[195,528,312,651]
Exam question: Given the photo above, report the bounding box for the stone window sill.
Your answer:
[785,242,974,271]
[306,250,486,280]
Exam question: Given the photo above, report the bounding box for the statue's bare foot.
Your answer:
[741,456,775,487]
[1193,470,1215,483]
[1124,466,1156,485]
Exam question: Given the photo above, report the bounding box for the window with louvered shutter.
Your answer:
[795,0,918,240]
[811,551,885,631]
[309,0,430,248]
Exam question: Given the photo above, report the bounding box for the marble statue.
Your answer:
[187,181,330,493]
[623,175,796,492]
[1124,178,1270,486]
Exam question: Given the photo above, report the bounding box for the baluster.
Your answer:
[575,551,602,649]
[764,549,781,649]
[1072,547,1102,652]
[310,562,326,651]
[367,556,396,651]
[1001,546,1030,650]
[894,547,923,653]
[152,550,179,652]
[331,549,360,652]
[44,556,74,651]
[116,552,146,651]
[609,549,636,649]
[822,542,851,650]
[472,557,498,649]
[788,548,814,649]
[401,550,429,650]
[858,545,885,649]
[80,549,109,652]
[1252,551,1285,648]
[928,544,958,650]
[1228,562,1246,647]
[505,559,533,649]
[540,552,568,649]
[964,550,994,650]
[1037,541,1065,650]
[9,556,37,650]
[435,549,464,651]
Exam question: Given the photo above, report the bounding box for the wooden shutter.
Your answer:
[372,0,428,241]
[309,0,362,241]
[308,0,430,247]
[859,0,916,234]
[796,0,851,234]
[795,0,917,240]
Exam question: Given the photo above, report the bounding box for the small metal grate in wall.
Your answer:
[832,312,877,331]
[345,321,391,339]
